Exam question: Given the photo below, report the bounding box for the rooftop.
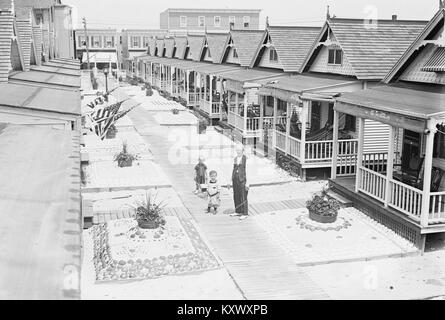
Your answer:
[0,123,81,299]
[162,8,261,14]
[0,82,81,116]
[228,29,265,66]
[302,17,428,80]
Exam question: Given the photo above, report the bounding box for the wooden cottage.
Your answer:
[329,7,445,251]
[259,17,427,179]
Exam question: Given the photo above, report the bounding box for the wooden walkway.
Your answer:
[119,89,329,300]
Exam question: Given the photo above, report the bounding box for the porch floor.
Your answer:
[330,177,445,242]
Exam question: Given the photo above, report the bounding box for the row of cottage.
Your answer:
[0,0,82,299]
[127,6,445,250]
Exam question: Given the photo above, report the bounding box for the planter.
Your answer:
[172,109,179,115]
[106,131,117,139]
[118,158,133,168]
[137,220,160,230]
[146,89,153,96]
[309,210,338,224]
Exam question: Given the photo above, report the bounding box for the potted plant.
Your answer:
[306,188,340,224]
[106,124,117,139]
[114,141,138,168]
[134,192,167,229]
[146,86,153,96]
[172,108,179,115]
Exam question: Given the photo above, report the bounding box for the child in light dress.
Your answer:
[207,170,221,214]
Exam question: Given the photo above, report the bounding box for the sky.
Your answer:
[67,0,440,30]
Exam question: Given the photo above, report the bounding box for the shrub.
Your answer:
[306,188,340,218]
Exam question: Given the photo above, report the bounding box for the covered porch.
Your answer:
[330,84,445,249]
[222,69,284,141]
[258,74,363,175]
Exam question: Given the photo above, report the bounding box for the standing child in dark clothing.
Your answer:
[194,156,207,194]
[207,170,221,214]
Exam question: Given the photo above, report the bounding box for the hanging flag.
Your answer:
[89,99,127,140]
[86,87,119,109]
[114,103,141,122]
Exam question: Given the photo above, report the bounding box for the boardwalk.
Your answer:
[118,89,329,300]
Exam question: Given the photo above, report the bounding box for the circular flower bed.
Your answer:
[295,211,352,232]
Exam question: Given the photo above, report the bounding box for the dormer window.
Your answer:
[233,49,238,58]
[269,48,278,62]
[328,49,342,65]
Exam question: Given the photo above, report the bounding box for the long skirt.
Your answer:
[233,178,248,215]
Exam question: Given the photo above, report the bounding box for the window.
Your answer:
[143,36,150,47]
[131,36,141,48]
[79,36,86,47]
[243,16,250,28]
[180,16,187,28]
[91,36,101,48]
[233,49,238,58]
[328,49,343,65]
[105,36,114,48]
[214,16,221,27]
[198,16,205,27]
[229,16,235,29]
[269,48,278,61]
[120,36,122,45]
[344,114,356,132]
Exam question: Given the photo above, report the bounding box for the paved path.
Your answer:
[116,89,328,300]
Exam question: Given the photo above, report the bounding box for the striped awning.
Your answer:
[421,47,445,72]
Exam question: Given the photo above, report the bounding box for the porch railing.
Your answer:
[276,131,286,152]
[199,100,221,116]
[389,179,422,221]
[188,92,199,105]
[358,166,387,202]
[429,191,445,223]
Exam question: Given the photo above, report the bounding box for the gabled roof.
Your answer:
[205,32,229,64]
[0,1,14,82]
[164,38,175,58]
[223,29,265,67]
[251,26,321,72]
[155,38,165,57]
[186,34,205,62]
[383,8,445,83]
[174,36,188,59]
[301,17,428,80]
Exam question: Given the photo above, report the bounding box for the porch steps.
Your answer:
[327,190,354,208]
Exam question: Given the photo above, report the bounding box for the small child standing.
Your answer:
[207,170,221,214]
[194,156,207,194]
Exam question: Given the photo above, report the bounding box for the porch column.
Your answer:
[300,100,309,165]
[170,66,173,95]
[285,102,291,155]
[235,93,239,114]
[243,92,248,137]
[384,125,396,207]
[355,117,365,193]
[219,77,223,121]
[210,75,213,114]
[259,95,264,141]
[331,110,339,179]
[186,70,190,104]
[420,122,437,227]
[150,63,153,85]
[272,97,278,151]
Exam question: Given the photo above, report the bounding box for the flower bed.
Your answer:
[90,216,220,282]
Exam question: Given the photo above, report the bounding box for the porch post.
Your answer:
[235,93,239,114]
[259,95,264,141]
[219,77,223,121]
[243,92,248,138]
[285,102,291,155]
[355,117,365,193]
[331,109,339,179]
[384,125,396,207]
[210,75,213,114]
[170,66,173,95]
[300,100,309,165]
[272,97,278,150]
[420,122,437,227]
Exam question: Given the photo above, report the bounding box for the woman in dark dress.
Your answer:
[230,143,249,220]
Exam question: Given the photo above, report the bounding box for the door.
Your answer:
[310,101,321,132]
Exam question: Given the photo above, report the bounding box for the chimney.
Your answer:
[392,15,397,21]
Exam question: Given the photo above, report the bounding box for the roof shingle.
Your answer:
[229,30,265,67]
[206,33,228,64]
[326,18,427,80]
[262,26,321,72]
[174,36,187,59]
[187,35,205,62]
